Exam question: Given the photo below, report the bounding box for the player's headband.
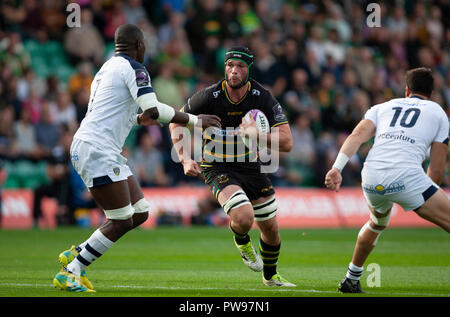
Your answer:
[224,47,253,86]
[224,47,254,69]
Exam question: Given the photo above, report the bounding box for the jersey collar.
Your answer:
[222,80,251,105]
[115,52,132,61]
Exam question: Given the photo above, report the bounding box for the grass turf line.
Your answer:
[0,227,448,297]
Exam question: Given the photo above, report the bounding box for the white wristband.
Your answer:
[136,93,175,123]
[187,113,198,126]
[332,153,349,172]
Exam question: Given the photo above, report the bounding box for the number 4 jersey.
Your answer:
[364,96,449,170]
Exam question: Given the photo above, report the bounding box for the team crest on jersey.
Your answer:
[135,69,149,87]
[113,167,120,176]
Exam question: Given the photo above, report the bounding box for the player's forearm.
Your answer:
[332,134,364,172]
[260,125,292,152]
[333,120,375,171]
[169,122,189,163]
[259,132,292,152]
[339,134,364,160]
[333,119,376,171]
[136,93,197,125]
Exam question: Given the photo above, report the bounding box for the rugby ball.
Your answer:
[242,109,270,150]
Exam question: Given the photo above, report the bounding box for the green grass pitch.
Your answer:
[0,227,449,297]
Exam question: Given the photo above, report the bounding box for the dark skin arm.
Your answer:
[137,107,221,128]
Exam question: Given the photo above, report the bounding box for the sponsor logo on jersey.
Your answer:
[213,90,221,98]
[378,131,416,144]
[135,69,149,87]
[363,181,406,195]
[206,127,240,137]
[251,89,260,96]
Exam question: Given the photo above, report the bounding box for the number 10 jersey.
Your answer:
[364,96,449,170]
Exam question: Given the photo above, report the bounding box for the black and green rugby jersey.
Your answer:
[181,79,289,170]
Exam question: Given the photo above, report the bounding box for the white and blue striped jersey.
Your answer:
[74,53,153,152]
[364,96,449,169]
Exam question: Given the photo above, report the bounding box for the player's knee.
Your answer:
[132,198,150,225]
[104,203,134,221]
[368,219,386,231]
[369,209,391,228]
[358,220,386,247]
[231,208,254,232]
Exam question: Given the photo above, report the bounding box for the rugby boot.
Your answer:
[234,237,263,272]
[58,245,94,290]
[338,277,365,293]
[263,273,296,287]
[53,269,95,293]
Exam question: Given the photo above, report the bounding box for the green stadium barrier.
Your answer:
[3,160,49,189]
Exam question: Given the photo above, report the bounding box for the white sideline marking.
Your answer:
[0,283,449,297]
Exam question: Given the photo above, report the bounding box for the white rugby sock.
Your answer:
[67,229,114,275]
[346,262,364,281]
[75,242,87,253]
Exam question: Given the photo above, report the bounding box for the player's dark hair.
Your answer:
[114,24,144,52]
[405,67,434,98]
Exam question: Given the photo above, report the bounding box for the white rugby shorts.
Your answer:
[361,165,438,213]
[70,138,133,188]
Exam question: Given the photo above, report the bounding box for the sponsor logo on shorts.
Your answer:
[216,174,229,184]
[363,181,406,195]
[71,151,79,162]
[113,167,120,176]
[261,185,273,193]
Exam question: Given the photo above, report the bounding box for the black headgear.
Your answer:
[224,46,254,84]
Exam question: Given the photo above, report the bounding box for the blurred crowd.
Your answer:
[0,0,449,195]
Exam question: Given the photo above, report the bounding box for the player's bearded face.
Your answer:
[226,60,248,89]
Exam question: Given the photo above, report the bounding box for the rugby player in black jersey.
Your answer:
[170,47,296,287]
